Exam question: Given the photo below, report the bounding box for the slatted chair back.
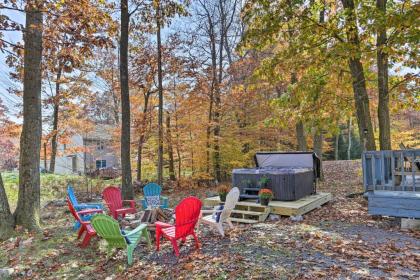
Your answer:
[143,183,162,208]
[219,187,240,223]
[91,214,127,248]
[67,185,79,207]
[66,196,82,223]
[103,186,123,211]
[174,197,202,239]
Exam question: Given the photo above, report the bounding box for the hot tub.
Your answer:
[232,152,320,201]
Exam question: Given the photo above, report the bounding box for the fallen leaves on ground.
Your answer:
[1,160,419,279]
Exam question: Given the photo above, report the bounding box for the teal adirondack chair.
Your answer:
[91,214,151,265]
[140,183,169,209]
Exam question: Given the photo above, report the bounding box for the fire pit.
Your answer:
[140,208,173,232]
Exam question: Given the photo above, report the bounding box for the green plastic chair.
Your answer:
[91,214,151,265]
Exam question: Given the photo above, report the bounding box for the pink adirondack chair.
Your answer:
[66,196,102,247]
[155,196,202,256]
[102,186,136,219]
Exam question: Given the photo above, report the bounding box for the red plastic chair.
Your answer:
[66,196,102,247]
[102,186,136,219]
[156,196,202,256]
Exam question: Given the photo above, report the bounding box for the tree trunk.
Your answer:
[120,0,133,199]
[156,1,164,186]
[341,0,376,151]
[173,96,182,179]
[166,113,176,181]
[290,72,306,151]
[296,121,307,151]
[110,68,120,125]
[136,136,144,182]
[206,12,217,176]
[14,2,43,231]
[0,172,14,240]
[177,146,181,179]
[213,0,227,183]
[334,132,340,160]
[49,104,58,173]
[189,115,195,176]
[347,117,352,160]
[49,107,59,172]
[206,102,213,174]
[313,130,323,180]
[136,93,150,182]
[213,71,222,182]
[376,0,391,150]
[44,142,48,170]
[49,66,62,173]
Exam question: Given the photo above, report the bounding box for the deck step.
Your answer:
[231,209,265,216]
[230,217,259,224]
[204,192,332,217]
[236,201,268,208]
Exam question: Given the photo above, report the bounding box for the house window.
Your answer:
[96,160,106,169]
[96,141,104,151]
[63,144,67,151]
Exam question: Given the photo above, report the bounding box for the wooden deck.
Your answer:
[367,191,420,218]
[204,192,332,218]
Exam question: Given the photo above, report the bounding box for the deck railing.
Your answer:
[362,150,420,192]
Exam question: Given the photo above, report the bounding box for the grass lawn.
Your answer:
[1,161,419,279]
[2,172,120,210]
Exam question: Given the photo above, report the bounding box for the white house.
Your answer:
[44,125,119,175]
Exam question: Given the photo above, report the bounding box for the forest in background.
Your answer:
[0,0,419,235]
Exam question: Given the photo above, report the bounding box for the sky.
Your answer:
[0,9,23,120]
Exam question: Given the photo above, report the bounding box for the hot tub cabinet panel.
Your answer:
[232,168,314,201]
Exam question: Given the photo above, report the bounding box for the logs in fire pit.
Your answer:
[140,208,173,231]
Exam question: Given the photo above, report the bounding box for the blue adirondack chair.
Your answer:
[67,185,103,230]
[140,183,169,209]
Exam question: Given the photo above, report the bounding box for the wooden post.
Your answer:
[390,152,395,189]
[411,151,415,192]
[400,152,405,191]
[371,154,376,191]
[362,152,367,190]
[380,152,385,190]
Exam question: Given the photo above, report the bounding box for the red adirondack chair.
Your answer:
[102,186,136,219]
[66,196,102,247]
[156,196,202,256]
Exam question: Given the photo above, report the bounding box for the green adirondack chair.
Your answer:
[91,214,151,265]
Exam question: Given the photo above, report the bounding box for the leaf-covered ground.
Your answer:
[1,160,419,279]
